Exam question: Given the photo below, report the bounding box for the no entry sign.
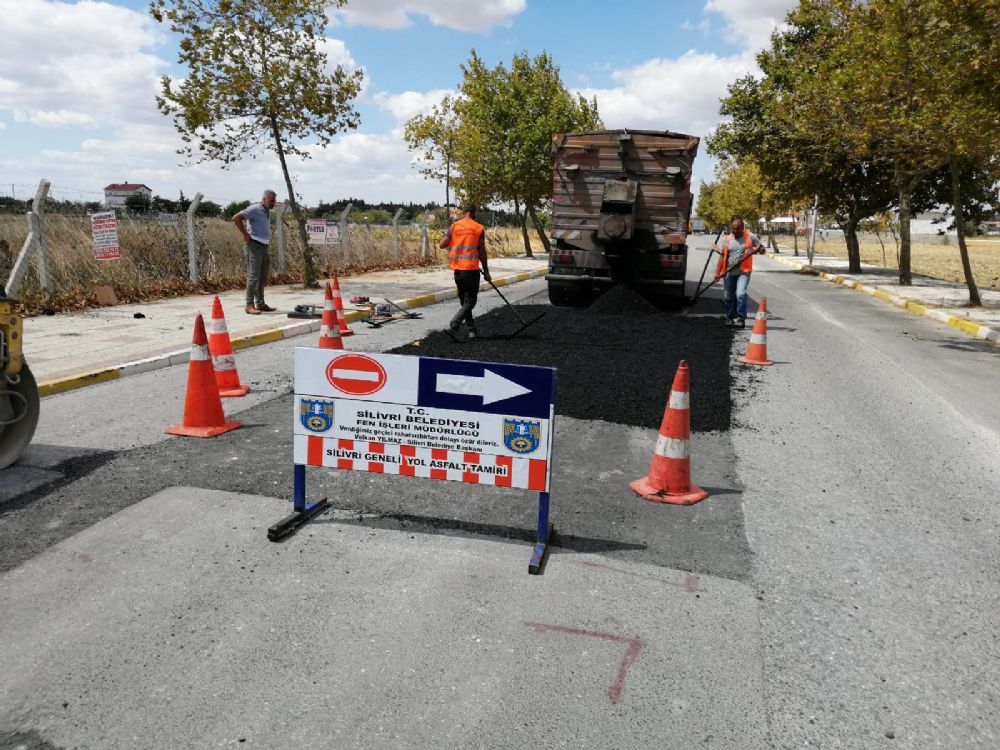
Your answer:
[325,353,387,396]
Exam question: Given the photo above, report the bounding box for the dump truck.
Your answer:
[0,284,40,469]
[547,129,700,307]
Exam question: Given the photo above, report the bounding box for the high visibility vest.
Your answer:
[717,230,754,276]
[446,218,484,271]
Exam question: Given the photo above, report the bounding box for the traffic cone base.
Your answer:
[165,420,242,438]
[219,384,251,398]
[629,477,708,505]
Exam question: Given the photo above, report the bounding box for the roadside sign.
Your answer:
[90,211,121,261]
[307,218,341,245]
[274,348,558,573]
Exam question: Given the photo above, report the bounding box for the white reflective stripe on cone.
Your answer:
[213,354,236,371]
[191,343,211,361]
[320,326,339,337]
[324,301,335,310]
[207,318,228,334]
[654,434,690,459]
[750,333,767,345]
[668,391,690,410]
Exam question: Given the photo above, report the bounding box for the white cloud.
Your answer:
[578,49,759,137]
[332,0,525,32]
[373,89,453,121]
[704,0,797,50]
[0,0,166,129]
[319,37,358,71]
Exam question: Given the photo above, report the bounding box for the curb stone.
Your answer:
[765,252,1000,349]
[37,267,547,398]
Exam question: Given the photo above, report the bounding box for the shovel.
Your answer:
[488,278,547,340]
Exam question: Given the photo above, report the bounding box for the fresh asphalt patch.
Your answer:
[393,284,735,432]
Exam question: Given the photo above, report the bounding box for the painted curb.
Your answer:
[37,266,548,398]
[765,252,1000,348]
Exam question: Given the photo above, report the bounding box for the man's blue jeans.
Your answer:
[723,272,751,321]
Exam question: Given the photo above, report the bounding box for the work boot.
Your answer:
[256,303,276,312]
[245,305,261,315]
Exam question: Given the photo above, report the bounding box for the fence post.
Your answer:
[391,208,403,261]
[32,179,51,289]
[339,204,352,265]
[187,192,203,282]
[5,179,50,296]
[274,201,289,273]
[421,216,430,258]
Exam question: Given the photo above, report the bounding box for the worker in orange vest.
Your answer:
[714,214,766,328]
[439,204,491,339]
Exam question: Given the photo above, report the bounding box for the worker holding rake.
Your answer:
[714,214,766,329]
[440,204,491,340]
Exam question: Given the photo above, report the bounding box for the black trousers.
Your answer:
[450,269,481,330]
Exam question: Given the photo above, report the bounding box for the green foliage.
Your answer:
[196,200,223,218]
[149,0,363,285]
[223,200,252,219]
[404,96,460,206]
[124,194,151,212]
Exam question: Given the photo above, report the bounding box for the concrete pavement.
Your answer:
[0,486,766,749]
[766,250,1000,347]
[22,256,547,394]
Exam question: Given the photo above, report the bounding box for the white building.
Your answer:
[103,182,153,208]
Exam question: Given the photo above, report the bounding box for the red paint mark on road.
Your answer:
[41,547,93,565]
[525,621,645,704]
[581,560,705,593]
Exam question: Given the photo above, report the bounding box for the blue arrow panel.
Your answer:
[417,357,556,419]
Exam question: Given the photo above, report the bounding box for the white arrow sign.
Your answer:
[435,369,532,405]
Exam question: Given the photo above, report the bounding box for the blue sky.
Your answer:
[0,0,797,207]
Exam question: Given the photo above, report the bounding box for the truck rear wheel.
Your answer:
[547,282,593,308]
[0,363,40,470]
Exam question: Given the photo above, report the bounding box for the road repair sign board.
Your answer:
[90,211,121,261]
[293,348,556,492]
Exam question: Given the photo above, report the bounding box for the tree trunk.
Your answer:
[950,158,981,306]
[526,201,551,253]
[271,118,318,287]
[844,214,862,274]
[513,198,532,257]
[793,211,799,256]
[445,157,450,209]
[897,177,913,286]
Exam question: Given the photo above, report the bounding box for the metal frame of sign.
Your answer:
[268,349,558,575]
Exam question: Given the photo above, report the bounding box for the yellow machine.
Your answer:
[0,285,39,469]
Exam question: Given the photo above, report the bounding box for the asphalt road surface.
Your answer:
[2,237,1000,749]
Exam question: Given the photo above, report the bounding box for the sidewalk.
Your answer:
[765,250,1000,346]
[23,256,548,395]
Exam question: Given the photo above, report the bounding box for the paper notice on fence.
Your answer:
[90,211,121,261]
[307,218,341,245]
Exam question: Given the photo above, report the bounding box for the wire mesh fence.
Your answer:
[1,181,537,312]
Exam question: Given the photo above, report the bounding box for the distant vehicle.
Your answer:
[547,129,699,307]
[690,217,706,234]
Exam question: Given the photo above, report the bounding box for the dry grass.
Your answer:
[0,213,541,314]
[799,235,1000,291]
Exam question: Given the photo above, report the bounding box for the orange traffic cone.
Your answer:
[738,298,774,366]
[207,296,250,397]
[318,282,343,349]
[165,314,242,438]
[629,360,708,505]
[331,274,354,336]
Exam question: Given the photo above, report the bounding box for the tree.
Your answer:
[150,0,364,286]
[125,194,152,213]
[710,1,900,273]
[404,95,460,209]
[196,200,223,218]
[448,50,601,255]
[223,200,252,219]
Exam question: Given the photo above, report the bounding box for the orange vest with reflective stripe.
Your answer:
[717,230,754,276]
[447,217,484,271]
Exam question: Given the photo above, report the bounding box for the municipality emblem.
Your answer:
[503,418,541,454]
[300,398,335,433]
